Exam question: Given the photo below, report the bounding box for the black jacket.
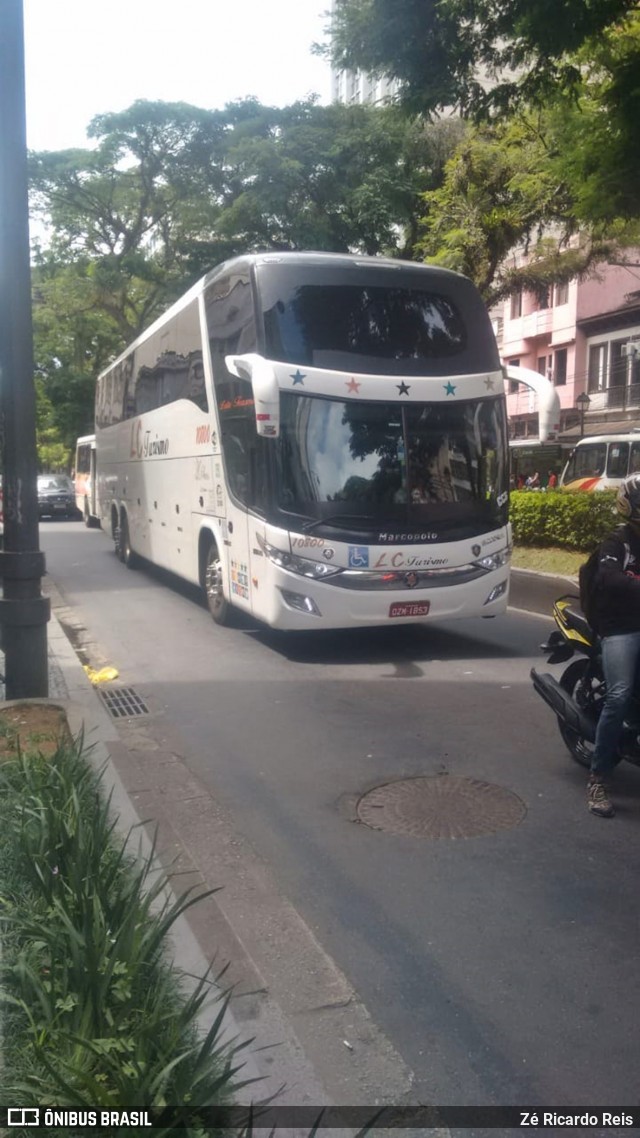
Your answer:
[593,523,640,637]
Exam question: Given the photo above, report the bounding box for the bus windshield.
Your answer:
[273,393,508,535]
[257,268,500,377]
[563,443,607,483]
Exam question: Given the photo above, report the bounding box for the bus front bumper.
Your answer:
[258,567,510,630]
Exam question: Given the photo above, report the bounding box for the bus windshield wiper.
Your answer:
[301,513,374,534]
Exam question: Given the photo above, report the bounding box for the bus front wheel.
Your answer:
[204,542,232,625]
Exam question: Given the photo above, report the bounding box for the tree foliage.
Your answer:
[329,0,640,224]
[418,113,639,303]
[329,0,638,116]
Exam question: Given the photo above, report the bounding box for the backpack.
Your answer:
[578,525,631,633]
[578,547,602,633]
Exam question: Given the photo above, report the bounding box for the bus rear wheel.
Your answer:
[204,541,232,625]
[120,514,139,569]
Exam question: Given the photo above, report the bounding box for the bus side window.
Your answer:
[76,446,90,475]
[607,442,629,479]
[206,272,258,508]
[630,443,640,474]
[128,301,204,417]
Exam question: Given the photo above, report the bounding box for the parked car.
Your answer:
[37,474,79,519]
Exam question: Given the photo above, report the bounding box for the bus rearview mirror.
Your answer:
[225,353,280,438]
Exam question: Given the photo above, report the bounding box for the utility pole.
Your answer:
[0,0,50,697]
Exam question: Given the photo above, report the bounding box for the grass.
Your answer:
[511,545,585,578]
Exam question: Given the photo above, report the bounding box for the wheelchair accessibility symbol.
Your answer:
[348,546,369,568]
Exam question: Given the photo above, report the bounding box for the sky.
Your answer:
[23,0,333,152]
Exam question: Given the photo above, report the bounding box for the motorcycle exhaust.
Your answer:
[530,667,596,742]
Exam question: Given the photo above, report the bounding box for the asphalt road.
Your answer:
[40,520,640,1117]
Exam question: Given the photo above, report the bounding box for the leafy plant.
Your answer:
[510,489,617,550]
[0,736,256,1134]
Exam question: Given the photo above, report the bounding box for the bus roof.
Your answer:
[571,432,640,444]
[203,250,470,283]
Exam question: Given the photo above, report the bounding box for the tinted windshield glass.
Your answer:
[263,284,465,374]
[274,393,508,534]
[256,266,500,377]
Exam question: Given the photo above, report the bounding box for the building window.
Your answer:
[588,343,608,392]
[610,339,629,393]
[538,287,550,310]
[554,281,569,306]
[508,357,520,394]
[510,291,522,319]
[554,348,567,386]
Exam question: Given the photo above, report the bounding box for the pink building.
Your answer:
[496,260,640,470]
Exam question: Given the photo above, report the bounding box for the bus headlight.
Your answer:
[257,535,343,580]
[473,547,511,573]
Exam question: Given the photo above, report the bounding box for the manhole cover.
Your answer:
[356,776,526,839]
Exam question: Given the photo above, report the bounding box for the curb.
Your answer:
[509,567,579,617]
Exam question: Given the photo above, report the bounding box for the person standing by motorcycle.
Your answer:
[587,474,640,817]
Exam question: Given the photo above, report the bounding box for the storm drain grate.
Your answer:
[98,686,149,719]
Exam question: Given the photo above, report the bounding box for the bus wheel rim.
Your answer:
[206,554,224,612]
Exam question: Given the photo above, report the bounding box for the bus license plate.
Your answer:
[389,601,430,618]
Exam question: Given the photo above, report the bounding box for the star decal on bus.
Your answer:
[291,370,306,385]
[444,382,457,395]
[484,376,495,390]
[346,377,361,393]
[397,382,410,395]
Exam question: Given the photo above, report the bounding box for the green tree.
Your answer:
[29,100,231,341]
[542,9,640,224]
[31,259,122,457]
[419,115,619,303]
[328,0,640,223]
[214,101,463,258]
[328,0,638,116]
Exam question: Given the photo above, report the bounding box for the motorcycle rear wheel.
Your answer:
[558,658,601,769]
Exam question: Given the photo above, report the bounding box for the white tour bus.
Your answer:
[74,434,100,526]
[95,252,555,630]
[560,431,640,491]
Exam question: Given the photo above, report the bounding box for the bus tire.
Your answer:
[203,539,232,625]
[120,513,139,569]
[114,516,124,561]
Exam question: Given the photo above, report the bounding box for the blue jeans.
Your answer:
[591,631,640,779]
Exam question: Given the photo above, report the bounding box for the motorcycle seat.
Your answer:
[558,602,593,642]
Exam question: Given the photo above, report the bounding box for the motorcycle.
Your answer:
[531,594,640,768]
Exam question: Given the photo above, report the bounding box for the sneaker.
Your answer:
[587,780,615,818]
